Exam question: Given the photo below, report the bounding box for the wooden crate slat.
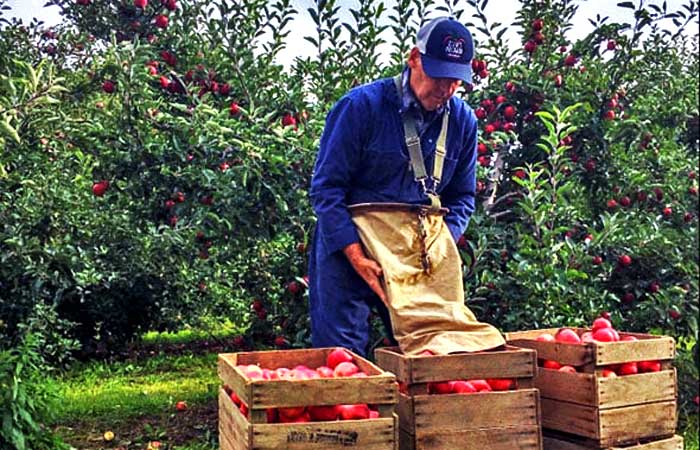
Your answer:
[508,339,594,367]
[397,393,416,432]
[541,398,677,445]
[219,350,397,409]
[400,425,542,450]
[597,370,676,409]
[535,369,677,409]
[541,398,601,438]
[405,389,540,433]
[219,388,251,450]
[543,432,683,450]
[249,376,397,409]
[597,401,677,446]
[506,329,675,367]
[609,435,683,450]
[250,417,397,449]
[594,338,675,366]
[231,347,388,374]
[234,348,328,369]
[536,369,597,405]
[219,354,252,406]
[374,345,536,383]
[375,348,414,383]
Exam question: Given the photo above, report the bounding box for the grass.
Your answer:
[53,353,219,422]
[683,416,700,450]
[140,320,242,347]
[50,351,221,449]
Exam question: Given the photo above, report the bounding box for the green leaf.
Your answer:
[0,117,20,144]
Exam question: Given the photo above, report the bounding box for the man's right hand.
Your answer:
[343,242,387,305]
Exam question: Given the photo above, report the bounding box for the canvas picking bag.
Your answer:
[349,202,505,355]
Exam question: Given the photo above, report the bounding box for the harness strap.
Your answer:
[393,75,449,211]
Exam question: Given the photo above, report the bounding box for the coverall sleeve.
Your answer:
[309,96,366,256]
[440,112,478,241]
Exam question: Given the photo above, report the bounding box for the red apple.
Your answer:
[337,404,370,420]
[238,364,264,380]
[134,0,147,8]
[333,361,359,377]
[278,406,305,420]
[616,362,638,376]
[638,360,661,373]
[592,327,617,342]
[428,381,455,394]
[326,348,353,369]
[542,360,562,370]
[607,40,616,50]
[279,411,310,423]
[102,80,115,93]
[154,14,169,29]
[308,405,338,421]
[524,40,537,54]
[581,331,595,343]
[555,328,582,344]
[533,333,554,343]
[266,408,278,423]
[316,366,334,378]
[601,369,617,378]
[468,379,492,392]
[282,113,297,127]
[618,254,632,266]
[486,378,514,391]
[591,318,612,331]
[92,180,109,197]
[452,381,477,394]
[175,401,187,411]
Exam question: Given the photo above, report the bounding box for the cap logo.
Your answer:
[443,36,465,60]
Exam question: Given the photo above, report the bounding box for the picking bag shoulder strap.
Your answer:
[393,75,449,211]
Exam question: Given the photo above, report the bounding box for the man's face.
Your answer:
[407,47,462,111]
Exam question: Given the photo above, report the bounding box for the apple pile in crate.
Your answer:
[535,317,666,377]
[404,350,520,396]
[225,348,382,423]
[218,347,398,450]
[375,346,542,450]
[506,319,678,448]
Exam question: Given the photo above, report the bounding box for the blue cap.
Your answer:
[416,17,474,82]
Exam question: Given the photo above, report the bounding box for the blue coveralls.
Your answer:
[308,69,479,357]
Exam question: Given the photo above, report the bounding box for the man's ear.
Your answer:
[407,47,421,69]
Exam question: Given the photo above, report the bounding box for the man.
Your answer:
[308,16,505,357]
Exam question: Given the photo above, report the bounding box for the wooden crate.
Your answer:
[506,329,678,447]
[218,348,399,450]
[505,329,675,372]
[534,368,677,409]
[543,431,683,450]
[375,346,542,450]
